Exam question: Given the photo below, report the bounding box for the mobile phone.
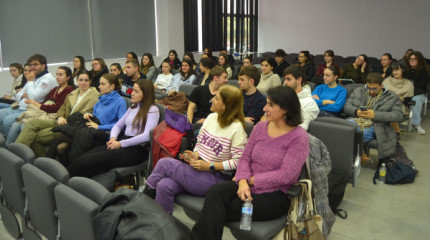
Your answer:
[360,106,368,111]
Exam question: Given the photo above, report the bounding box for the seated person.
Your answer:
[193,58,215,86]
[6,66,75,146]
[312,66,347,117]
[110,63,124,77]
[237,66,266,125]
[382,62,414,115]
[48,73,127,166]
[0,63,24,107]
[139,53,156,82]
[143,85,248,214]
[154,60,173,90]
[164,59,196,93]
[316,50,339,77]
[72,56,87,84]
[342,54,368,83]
[296,50,315,81]
[343,73,403,160]
[257,57,282,96]
[405,51,429,135]
[191,86,310,239]
[378,53,393,79]
[160,49,181,70]
[187,66,228,124]
[283,65,320,130]
[0,54,57,138]
[67,80,159,177]
[273,49,290,78]
[120,59,146,98]
[16,71,100,157]
[218,53,233,79]
[89,58,109,90]
[183,52,200,74]
[239,56,252,72]
[220,47,235,65]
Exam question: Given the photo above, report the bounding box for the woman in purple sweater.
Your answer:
[192,86,310,240]
[67,79,160,177]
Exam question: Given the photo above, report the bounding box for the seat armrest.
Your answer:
[286,185,302,197]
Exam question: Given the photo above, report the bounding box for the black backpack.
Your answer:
[328,168,349,219]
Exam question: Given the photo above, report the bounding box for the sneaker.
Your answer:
[414,125,426,135]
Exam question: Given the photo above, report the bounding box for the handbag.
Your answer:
[273,179,324,240]
[164,107,193,133]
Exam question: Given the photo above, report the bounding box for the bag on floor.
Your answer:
[373,142,417,185]
[273,179,325,240]
[327,168,349,219]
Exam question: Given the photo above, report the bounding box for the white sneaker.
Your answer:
[415,125,426,135]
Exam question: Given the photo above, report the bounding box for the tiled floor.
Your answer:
[1,112,429,240]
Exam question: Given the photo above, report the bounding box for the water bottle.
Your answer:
[239,199,253,231]
[379,163,386,184]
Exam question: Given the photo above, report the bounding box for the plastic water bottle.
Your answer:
[379,163,386,184]
[239,199,253,231]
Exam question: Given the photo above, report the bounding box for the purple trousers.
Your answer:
[146,158,227,213]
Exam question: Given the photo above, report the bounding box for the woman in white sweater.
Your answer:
[257,57,282,96]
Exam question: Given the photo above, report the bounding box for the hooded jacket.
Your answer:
[297,87,320,130]
[93,91,128,130]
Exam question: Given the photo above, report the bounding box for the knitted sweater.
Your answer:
[194,113,247,171]
[312,84,347,113]
[110,104,159,148]
[39,85,75,113]
[92,91,128,130]
[235,122,309,194]
[257,72,281,96]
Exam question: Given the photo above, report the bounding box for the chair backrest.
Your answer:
[227,80,239,88]
[171,69,179,75]
[344,83,365,98]
[0,133,5,148]
[0,148,26,215]
[308,121,355,179]
[154,103,166,122]
[307,82,316,92]
[123,96,132,108]
[178,84,198,98]
[21,157,69,240]
[54,177,108,240]
[8,143,36,164]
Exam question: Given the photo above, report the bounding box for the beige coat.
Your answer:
[56,87,100,118]
[382,77,414,114]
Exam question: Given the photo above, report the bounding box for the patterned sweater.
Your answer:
[194,113,247,171]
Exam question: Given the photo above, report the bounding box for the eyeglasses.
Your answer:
[365,85,380,92]
[29,63,40,67]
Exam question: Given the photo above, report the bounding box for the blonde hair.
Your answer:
[217,85,245,129]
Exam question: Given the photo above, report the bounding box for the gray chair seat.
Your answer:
[175,193,205,221]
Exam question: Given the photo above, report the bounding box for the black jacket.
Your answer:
[93,189,190,240]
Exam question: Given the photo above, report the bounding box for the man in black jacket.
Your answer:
[273,49,290,78]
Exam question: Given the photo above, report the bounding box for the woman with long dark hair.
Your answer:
[67,79,160,177]
[89,58,109,90]
[218,53,232,79]
[406,51,430,134]
[342,54,369,83]
[297,50,315,81]
[72,56,87,83]
[164,59,196,93]
[192,85,309,239]
[139,53,156,82]
[160,50,181,70]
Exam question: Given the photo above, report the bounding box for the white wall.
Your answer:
[258,0,430,59]
[0,0,185,96]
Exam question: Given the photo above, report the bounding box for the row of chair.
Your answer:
[0,138,116,240]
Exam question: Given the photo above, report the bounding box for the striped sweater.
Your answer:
[194,113,247,171]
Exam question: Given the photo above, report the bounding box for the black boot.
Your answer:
[143,185,156,199]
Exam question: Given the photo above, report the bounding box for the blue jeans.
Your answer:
[411,94,426,126]
[349,118,375,143]
[0,102,11,109]
[6,122,24,146]
[0,108,25,136]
